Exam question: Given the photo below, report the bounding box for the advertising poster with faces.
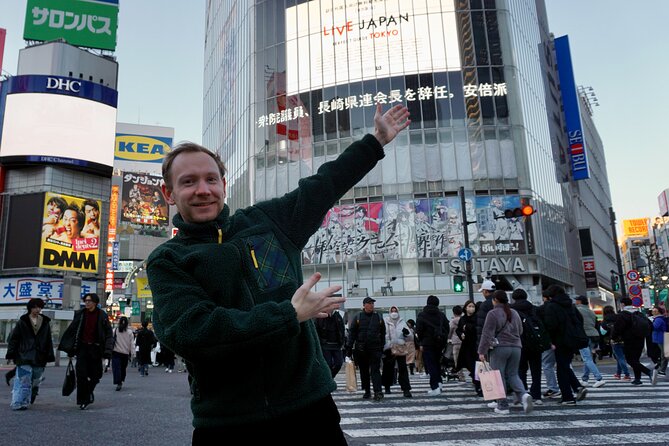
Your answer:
[40,192,101,273]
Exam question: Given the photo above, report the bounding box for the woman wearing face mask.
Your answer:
[456,300,482,396]
[381,306,413,397]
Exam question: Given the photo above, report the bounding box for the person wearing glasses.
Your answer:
[58,293,113,410]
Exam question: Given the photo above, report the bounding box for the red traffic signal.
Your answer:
[503,205,535,219]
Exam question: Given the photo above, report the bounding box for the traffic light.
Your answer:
[453,275,464,293]
[503,204,535,219]
[610,274,620,291]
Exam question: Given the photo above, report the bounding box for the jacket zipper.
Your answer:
[247,242,267,288]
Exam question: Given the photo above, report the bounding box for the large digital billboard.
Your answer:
[40,192,101,273]
[0,74,117,175]
[23,0,119,51]
[285,0,462,95]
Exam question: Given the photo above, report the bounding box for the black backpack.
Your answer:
[562,307,589,352]
[629,311,651,338]
[521,312,551,354]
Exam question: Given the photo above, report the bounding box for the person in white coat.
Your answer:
[381,306,413,397]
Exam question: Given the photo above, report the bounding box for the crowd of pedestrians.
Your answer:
[337,281,667,416]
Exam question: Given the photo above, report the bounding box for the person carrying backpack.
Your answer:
[613,297,654,386]
[650,306,668,382]
[511,289,550,404]
[574,296,606,388]
[543,285,588,405]
[416,295,449,396]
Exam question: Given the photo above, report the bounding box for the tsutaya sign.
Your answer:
[285,0,462,95]
[436,257,528,274]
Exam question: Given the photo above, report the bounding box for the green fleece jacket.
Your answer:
[146,134,384,428]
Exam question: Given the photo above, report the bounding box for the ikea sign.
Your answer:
[115,134,173,163]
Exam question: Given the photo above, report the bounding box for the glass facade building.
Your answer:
[203,0,605,308]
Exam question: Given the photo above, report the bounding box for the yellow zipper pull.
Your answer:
[217,227,222,244]
[250,246,259,269]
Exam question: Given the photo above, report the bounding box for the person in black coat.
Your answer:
[135,320,158,376]
[5,298,55,410]
[58,293,114,410]
[510,289,544,403]
[346,297,386,401]
[315,310,346,378]
[543,285,587,404]
[416,295,449,396]
[455,299,481,396]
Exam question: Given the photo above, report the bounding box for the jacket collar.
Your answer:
[172,206,231,242]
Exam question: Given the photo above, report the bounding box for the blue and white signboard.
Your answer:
[458,247,473,262]
[554,36,590,181]
[0,276,97,305]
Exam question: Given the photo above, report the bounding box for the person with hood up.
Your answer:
[416,295,448,396]
[5,298,55,410]
[381,306,413,397]
[543,285,588,405]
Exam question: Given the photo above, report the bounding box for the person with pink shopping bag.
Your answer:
[478,290,533,415]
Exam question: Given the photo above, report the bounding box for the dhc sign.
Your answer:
[555,36,590,181]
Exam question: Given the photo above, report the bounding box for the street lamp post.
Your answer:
[459,187,474,301]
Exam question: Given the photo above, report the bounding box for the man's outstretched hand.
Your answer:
[373,103,411,146]
[291,272,345,323]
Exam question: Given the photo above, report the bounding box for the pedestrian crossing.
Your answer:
[332,372,669,445]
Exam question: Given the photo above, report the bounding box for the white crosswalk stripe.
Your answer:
[332,372,669,445]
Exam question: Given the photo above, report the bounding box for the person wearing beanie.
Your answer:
[5,298,55,410]
[58,293,114,409]
[416,295,449,396]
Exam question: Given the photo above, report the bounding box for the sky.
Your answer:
[1,0,667,230]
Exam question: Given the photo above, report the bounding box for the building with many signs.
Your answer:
[0,0,120,344]
[202,0,620,314]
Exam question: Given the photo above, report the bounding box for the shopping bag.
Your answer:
[664,332,669,359]
[479,362,506,401]
[474,360,485,381]
[62,358,76,396]
[345,359,358,392]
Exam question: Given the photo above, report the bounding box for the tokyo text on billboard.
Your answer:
[285,0,462,95]
[554,36,590,181]
[24,0,119,51]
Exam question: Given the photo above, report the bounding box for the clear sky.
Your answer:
[1,0,666,230]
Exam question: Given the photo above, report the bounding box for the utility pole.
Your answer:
[459,186,474,301]
[609,207,627,299]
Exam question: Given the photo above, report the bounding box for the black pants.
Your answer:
[554,347,581,401]
[623,337,651,381]
[192,395,346,445]
[353,349,382,394]
[518,349,542,400]
[382,351,411,392]
[322,348,344,378]
[76,343,103,405]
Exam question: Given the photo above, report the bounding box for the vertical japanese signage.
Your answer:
[23,0,119,51]
[40,192,101,273]
[554,35,590,181]
[105,185,119,292]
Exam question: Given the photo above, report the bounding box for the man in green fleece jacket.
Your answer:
[146,103,410,443]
